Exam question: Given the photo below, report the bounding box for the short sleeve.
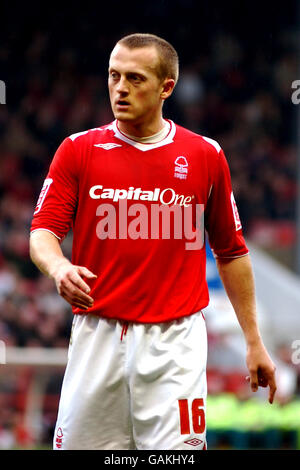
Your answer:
[30,137,78,241]
[205,149,249,258]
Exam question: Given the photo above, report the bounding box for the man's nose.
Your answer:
[116,77,129,94]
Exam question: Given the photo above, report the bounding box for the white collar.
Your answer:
[109,119,176,152]
[120,120,171,143]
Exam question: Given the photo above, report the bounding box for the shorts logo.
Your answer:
[34,178,53,214]
[174,156,188,180]
[55,427,63,449]
[184,438,203,446]
[94,143,122,150]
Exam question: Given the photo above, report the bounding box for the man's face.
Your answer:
[108,44,167,127]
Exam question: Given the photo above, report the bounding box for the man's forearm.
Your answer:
[29,230,71,279]
[216,254,262,346]
[216,254,277,402]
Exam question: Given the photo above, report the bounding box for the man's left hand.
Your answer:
[246,342,277,404]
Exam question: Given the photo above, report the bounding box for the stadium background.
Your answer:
[0,0,300,450]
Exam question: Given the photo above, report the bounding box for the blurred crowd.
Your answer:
[0,2,299,449]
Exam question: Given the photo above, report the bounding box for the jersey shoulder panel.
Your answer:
[174,123,222,157]
[201,136,221,154]
[67,122,115,145]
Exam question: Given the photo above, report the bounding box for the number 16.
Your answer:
[178,398,205,434]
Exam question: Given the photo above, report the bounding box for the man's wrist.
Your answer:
[48,256,71,279]
[245,334,264,349]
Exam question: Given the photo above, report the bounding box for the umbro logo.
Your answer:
[184,438,203,446]
[94,143,122,150]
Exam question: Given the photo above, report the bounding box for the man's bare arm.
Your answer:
[30,230,97,310]
[216,254,277,403]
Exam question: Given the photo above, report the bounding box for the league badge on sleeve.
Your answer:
[230,192,242,231]
[34,178,53,215]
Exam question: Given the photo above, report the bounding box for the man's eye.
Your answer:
[131,75,142,82]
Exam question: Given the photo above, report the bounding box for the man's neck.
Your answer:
[117,116,166,139]
[117,119,170,144]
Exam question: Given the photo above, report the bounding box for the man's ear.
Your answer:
[160,78,176,100]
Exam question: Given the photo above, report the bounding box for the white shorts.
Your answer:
[53,311,207,450]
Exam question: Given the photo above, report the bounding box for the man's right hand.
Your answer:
[29,230,97,310]
[51,260,97,310]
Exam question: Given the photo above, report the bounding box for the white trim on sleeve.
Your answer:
[212,251,249,260]
[30,228,61,241]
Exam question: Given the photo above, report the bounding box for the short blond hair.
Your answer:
[117,33,179,85]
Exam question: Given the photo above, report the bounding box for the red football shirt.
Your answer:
[31,120,248,323]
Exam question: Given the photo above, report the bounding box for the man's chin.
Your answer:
[113,113,134,122]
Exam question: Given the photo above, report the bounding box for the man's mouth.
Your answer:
[116,100,130,108]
